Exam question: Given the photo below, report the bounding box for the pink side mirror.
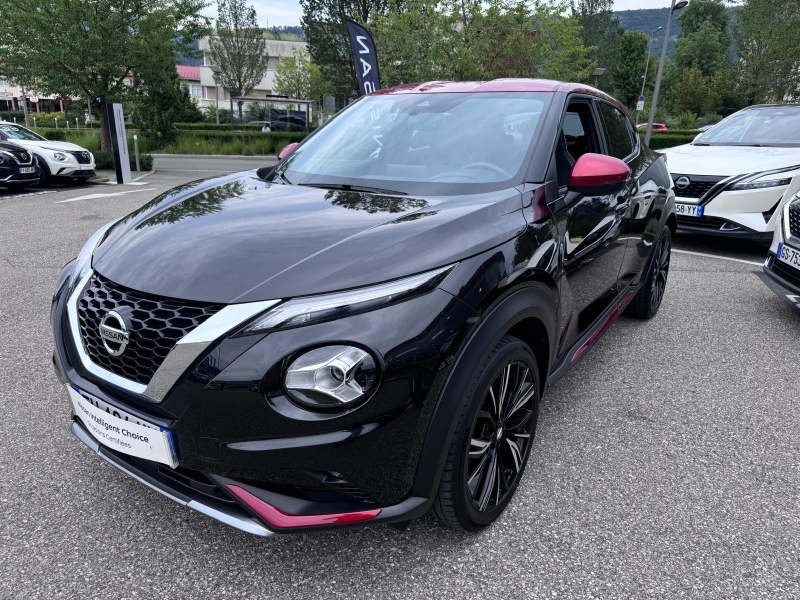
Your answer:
[278,142,299,160]
[568,153,631,194]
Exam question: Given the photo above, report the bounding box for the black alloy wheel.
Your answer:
[626,226,671,319]
[433,336,540,531]
[466,360,536,512]
[650,230,671,311]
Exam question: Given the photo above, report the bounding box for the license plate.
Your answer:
[68,385,178,468]
[19,167,35,174]
[777,243,800,269]
[676,203,703,217]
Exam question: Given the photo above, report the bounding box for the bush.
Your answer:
[94,150,153,172]
[175,122,266,132]
[647,132,698,150]
[161,131,308,155]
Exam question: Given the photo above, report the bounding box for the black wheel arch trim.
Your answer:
[412,284,558,502]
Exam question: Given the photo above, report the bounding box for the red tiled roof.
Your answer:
[176,65,201,80]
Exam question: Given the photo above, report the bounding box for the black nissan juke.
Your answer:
[52,79,676,535]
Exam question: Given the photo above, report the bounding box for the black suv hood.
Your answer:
[92,171,527,304]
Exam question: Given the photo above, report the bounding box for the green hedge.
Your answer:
[94,150,153,172]
[646,132,697,150]
[160,131,308,155]
[175,122,266,132]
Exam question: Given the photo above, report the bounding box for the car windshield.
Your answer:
[281,92,551,195]
[697,106,800,147]
[0,123,47,141]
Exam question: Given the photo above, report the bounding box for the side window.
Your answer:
[554,101,600,188]
[597,102,634,160]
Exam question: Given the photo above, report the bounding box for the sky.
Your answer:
[201,0,677,28]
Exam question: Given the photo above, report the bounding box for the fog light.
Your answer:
[285,345,377,409]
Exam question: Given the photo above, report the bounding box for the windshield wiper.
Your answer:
[692,142,711,146]
[299,182,407,196]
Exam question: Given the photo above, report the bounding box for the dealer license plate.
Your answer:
[676,203,703,217]
[777,243,800,269]
[68,385,178,468]
[19,167,36,174]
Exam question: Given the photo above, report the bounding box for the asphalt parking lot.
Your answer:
[1,165,799,599]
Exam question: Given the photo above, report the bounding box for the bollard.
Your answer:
[33,117,36,128]
[55,118,58,130]
[75,117,79,129]
[133,135,140,172]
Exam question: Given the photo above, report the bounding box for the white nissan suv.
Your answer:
[0,122,96,186]
[662,105,800,244]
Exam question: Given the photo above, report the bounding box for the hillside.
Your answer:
[613,8,682,57]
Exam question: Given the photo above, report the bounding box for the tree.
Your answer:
[673,64,708,115]
[134,68,204,145]
[611,30,650,109]
[208,0,271,125]
[0,0,208,151]
[300,0,390,100]
[372,0,595,86]
[674,19,726,76]
[274,49,329,102]
[572,0,623,90]
[677,0,731,50]
[738,0,800,103]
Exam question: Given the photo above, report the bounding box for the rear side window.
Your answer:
[597,102,634,160]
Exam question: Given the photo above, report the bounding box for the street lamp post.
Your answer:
[209,64,222,126]
[635,26,662,124]
[645,0,688,145]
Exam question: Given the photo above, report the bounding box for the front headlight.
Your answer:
[237,264,455,335]
[285,345,378,408]
[730,178,791,191]
[53,152,67,162]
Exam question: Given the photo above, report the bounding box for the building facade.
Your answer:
[178,37,309,111]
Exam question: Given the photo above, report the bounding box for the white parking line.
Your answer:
[55,188,157,203]
[672,249,764,267]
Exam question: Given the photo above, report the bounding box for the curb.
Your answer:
[150,153,278,159]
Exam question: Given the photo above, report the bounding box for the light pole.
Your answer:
[645,0,688,145]
[209,64,222,125]
[635,26,662,124]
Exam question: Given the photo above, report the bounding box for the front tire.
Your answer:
[432,335,540,532]
[626,226,671,319]
[35,157,50,187]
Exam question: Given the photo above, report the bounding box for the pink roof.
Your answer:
[176,65,201,81]
[373,79,631,120]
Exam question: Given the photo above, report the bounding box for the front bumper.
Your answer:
[672,172,797,242]
[53,266,479,534]
[764,253,800,294]
[0,166,39,185]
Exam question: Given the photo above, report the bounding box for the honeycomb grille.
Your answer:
[77,273,222,385]
[672,175,725,199]
[789,201,800,239]
[71,151,92,165]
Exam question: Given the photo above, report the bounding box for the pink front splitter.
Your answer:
[226,484,382,529]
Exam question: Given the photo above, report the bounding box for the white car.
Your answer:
[0,122,96,186]
[763,189,800,294]
[662,105,800,244]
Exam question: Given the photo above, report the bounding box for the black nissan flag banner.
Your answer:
[346,20,381,96]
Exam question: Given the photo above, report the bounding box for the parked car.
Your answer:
[0,140,39,190]
[661,104,800,243]
[637,123,668,131]
[0,122,95,186]
[764,190,800,294]
[52,79,675,536]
